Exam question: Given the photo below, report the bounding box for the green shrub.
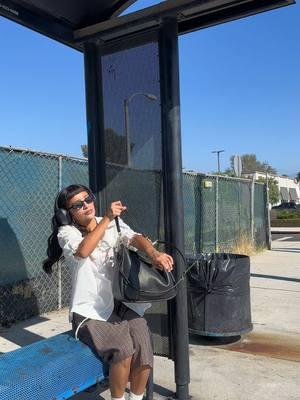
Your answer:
[271,219,300,227]
[276,210,300,220]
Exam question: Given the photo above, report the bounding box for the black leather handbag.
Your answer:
[113,217,177,303]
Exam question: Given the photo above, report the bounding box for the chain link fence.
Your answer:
[0,146,88,324]
[0,146,267,324]
[183,173,268,255]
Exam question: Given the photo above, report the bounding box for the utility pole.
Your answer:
[212,150,225,173]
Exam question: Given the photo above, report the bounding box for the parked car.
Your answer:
[272,202,298,210]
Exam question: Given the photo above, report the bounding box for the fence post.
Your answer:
[57,155,62,310]
[265,172,272,250]
[250,176,255,246]
[194,174,201,255]
[199,175,204,253]
[215,176,219,252]
[237,180,242,237]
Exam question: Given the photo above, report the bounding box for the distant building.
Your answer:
[245,172,300,205]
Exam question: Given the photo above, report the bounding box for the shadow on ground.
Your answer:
[0,316,49,352]
[189,333,241,346]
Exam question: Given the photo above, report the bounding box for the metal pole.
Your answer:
[265,172,272,250]
[194,174,201,255]
[159,17,190,400]
[58,155,62,310]
[238,180,241,237]
[83,42,107,215]
[215,176,219,252]
[199,175,204,253]
[250,176,255,246]
[124,99,131,167]
[212,150,224,173]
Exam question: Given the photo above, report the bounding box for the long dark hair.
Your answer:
[43,184,92,274]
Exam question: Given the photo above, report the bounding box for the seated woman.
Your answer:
[43,184,174,400]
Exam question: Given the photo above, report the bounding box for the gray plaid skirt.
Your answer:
[72,301,153,369]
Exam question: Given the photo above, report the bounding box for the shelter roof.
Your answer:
[0,0,295,50]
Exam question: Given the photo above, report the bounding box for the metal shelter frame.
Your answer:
[0,1,295,399]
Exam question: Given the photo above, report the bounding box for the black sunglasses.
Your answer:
[67,194,95,211]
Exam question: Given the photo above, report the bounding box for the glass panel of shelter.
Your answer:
[99,35,171,357]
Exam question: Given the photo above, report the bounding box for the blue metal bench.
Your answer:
[0,331,109,399]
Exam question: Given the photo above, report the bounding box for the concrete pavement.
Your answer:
[0,239,299,400]
[271,227,300,234]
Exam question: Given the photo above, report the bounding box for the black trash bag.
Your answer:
[186,253,253,336]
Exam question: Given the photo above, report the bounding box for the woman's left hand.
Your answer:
[130,235,174,272]
[151,250,174,272]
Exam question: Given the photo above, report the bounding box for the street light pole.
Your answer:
[124,92,158,167]
[212,149,225,173]
[124,98,130,166]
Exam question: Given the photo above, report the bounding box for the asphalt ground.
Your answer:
[272,233,300,242]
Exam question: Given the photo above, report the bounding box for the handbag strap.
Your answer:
[153,240,197,288]
[115,216,121,234]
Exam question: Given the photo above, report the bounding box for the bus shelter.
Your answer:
[0,1,294,399]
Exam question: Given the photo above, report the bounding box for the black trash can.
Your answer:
[186,253,253,337]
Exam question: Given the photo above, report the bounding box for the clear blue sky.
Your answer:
[0,1,299,176]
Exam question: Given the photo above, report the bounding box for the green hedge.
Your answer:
[271,219,300,227]
[276,210,300,219]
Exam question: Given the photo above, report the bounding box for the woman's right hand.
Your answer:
[75,201,126,258]
[105,201,127,221]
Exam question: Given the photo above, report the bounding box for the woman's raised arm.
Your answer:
[75,201,126,258]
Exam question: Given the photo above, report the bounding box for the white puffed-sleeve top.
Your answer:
[57,217,151,321]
